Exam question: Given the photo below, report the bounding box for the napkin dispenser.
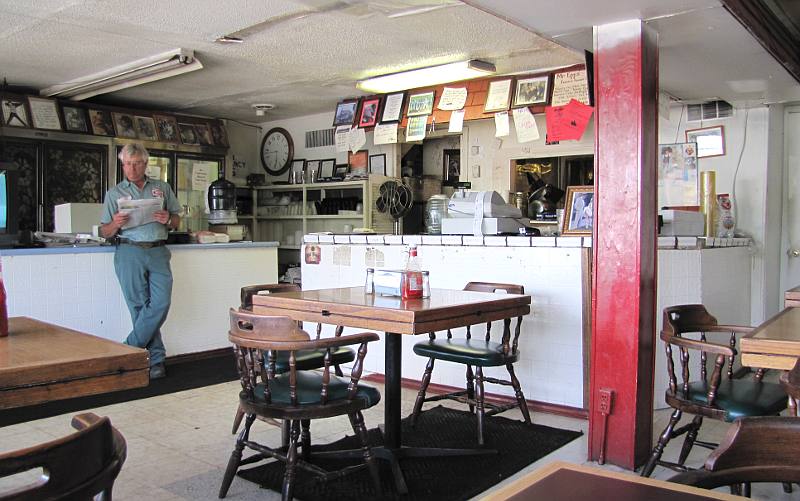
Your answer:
[659,210,704,236]
[374,269,404,296]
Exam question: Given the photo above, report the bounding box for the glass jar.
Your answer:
[424,195,449,234]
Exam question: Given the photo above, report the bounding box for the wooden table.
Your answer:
[0,317,149,411]
[481,461,744,500]
[741,307,800,371]
[253,286,531,493]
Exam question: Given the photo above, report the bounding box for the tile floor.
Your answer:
[0,380,796,500]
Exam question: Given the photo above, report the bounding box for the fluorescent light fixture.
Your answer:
[41,49,203,101]
[356,59,495,93]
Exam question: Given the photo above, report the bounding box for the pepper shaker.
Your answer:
[365,268,374,294]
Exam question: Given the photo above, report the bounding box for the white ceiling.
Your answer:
[0,0,797,123]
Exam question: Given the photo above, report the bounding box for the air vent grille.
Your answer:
[305,128,335,148]
[687,100,733,122]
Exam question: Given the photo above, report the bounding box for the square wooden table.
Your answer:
[481,461,744,500]
[741,307,800,371]
[0,317,149,411]
[252,286,531,493]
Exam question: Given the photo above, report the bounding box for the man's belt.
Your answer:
[118,239,166,248]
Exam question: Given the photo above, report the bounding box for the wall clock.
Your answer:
[260,127,294,176]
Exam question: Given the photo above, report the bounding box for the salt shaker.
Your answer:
[365,268,374,294]
[422,270,430,298]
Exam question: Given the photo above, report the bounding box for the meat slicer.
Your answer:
[441,190,530,236]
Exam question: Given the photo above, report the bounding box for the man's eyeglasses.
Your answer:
[123,160,147,167]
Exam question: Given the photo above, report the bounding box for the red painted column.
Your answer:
[588,20,659,469]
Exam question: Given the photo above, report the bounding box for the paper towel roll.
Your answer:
[700,170,716,237]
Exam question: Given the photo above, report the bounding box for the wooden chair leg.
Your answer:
[677,415,703,465]
[231,404,245,435]
[300,419,311,460]
[350,411,382,493]
[334,364,344,377]
[219,413,255,498]
[281,419,290,447]
[282,420,300,501]
[506,363,531,424]
[475,366,486,446]
[466,365,475,414]
[641,408,682,477]
[411,357,435,426]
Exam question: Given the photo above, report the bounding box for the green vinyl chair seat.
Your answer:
[251,371,381,407]
[413,338,518,367]
[680,380,788,422]
[272,346,355,374]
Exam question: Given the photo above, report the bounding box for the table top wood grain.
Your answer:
[741,307,800,370]
[480,461,744,501]
[0,317,149,411]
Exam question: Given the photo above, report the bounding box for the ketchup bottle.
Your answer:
[401,245,423,299]
[0,262,8,337]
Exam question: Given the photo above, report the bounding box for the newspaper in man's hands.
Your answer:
[118,197,163,229]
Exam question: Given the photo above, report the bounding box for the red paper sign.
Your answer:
[545,99,594,142]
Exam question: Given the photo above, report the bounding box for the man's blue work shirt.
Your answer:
[101,177,181,242]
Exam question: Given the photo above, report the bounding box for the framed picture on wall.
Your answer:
[1,95,30,127]
[407,90,435,117]
[369,153,386,175]
[562,185,594,236]
[112,112,138,138]
[347,150,368,179]
[288,159,306,183]
[333,99,359,126]
[685,125,725,158]
[333,164,349,180]
[27,97,62,130]
[380,92,405,123]
[358,97,381,128]
[135,115,158,141]
[443,149,460,182]
[484,78,513,112]
[512,75,549,107]
[320,158,336,179]
[62,105,88,133]
[88,109,115,136]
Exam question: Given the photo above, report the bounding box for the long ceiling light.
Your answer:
[356,59,496,93]
[41,49,203,101]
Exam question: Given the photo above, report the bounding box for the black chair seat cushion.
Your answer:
[252,371,381,407]
[413,338,518,367]
[685,380,788,422]
[271,347,356,374]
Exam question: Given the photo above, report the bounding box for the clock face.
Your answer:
[260,127,294,176]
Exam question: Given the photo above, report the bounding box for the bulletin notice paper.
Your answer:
[349,126,366,153]
[373,123,398,145]
[512,107,540,143]
[494,111,510,137]
[335,125,351,152]
[437,87,467,110]
[448,109,465,133]
[118,198,162,229]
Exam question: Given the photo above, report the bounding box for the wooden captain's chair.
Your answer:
[409,281,531,445]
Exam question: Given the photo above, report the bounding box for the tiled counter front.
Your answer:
[2,242,279,356]
[302,235,591,410]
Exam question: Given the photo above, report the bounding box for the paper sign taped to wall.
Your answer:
[192,163,210,191]
[373,123,398,145]
[448,109,465,133]
[512,107,540,143]
[437,87,467,110]
[335,125,351,152]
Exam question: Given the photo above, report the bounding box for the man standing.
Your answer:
[100,143,180,379]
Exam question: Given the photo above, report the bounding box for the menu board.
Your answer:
[550,69,590,107]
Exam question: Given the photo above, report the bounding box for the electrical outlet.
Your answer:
[599,388,613,415]
[472,165,480,178]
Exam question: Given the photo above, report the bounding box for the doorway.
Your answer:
[780,106,800,302]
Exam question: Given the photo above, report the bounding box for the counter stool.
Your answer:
[409,281,531,445]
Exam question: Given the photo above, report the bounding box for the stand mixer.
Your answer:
[527,184,564,220]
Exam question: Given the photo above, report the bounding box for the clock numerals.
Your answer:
[260,127,294,176]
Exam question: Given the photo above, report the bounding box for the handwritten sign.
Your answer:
[545,99,594,142]
[335,125,351,152]
[448,109,465,133]
[512,107,540,143]
[437,87,467,110]
[551,69,590,107]
[494,111,510,137]
[373,123,398,145]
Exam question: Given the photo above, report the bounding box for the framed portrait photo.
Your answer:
[61,105,88,133]
[27,97,62,130]
[443,149,460,183]
[685,125,725,158]
[154,114,179,143]
[112,112,137,138]
[135,115,158,141]
[407,90,435,117]
[88,109,115,136]
[195,123,213,145]
[320,158,336,179]
[358,97,381,128]
[333,99,359,127]
[380,91,405,123]
[369,153,386,175]
[562,185,594,236]
[209,121,229,147]
[1,95,30,128]
[513,75,549,107]
[178,123,199,145]
[484,78,513,112]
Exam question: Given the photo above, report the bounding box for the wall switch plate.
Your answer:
[472,165,480,177]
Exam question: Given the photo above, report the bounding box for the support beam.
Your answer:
[588,19,659,469]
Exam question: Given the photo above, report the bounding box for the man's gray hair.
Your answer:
[118,143,149,163]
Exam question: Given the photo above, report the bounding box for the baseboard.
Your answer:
[165,347,233,365]
[362,373,589,420]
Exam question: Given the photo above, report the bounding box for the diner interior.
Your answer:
[2,0,800,500]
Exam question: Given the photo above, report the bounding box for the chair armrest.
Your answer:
[660,331,736,357]
[710,324,754,335]
[71,412,103,431]
[312,332,379,349]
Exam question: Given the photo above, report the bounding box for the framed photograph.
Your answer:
[135,115,158,141]
[513,75,549,107]
[407,90,435,117]
[484,78,513,112]
[380,91,405,123]
[62,105,88,133]
[178,123,199,145]
[112,112,137,138]
[443,149,460,182]
[685,125,725,158]
[88,109,115,136]
[369,153,386,175]
[1,95,30,127]
[333,164,349,180]
[320,158,336,179]
[358,97,381,128]
[348,150,368,178]
[562,185,594,236]
[195,123,213,145]
[288,158,306,183]
[659,142,698,207]
[333,99,360,127]
[209,121,229,147]
[154,114,179,142]
[27,97,62,130]
[406,115,427,142]
[306,159,321,180]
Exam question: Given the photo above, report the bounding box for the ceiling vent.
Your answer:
[305,128,335,148]
[686,100,733,122]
